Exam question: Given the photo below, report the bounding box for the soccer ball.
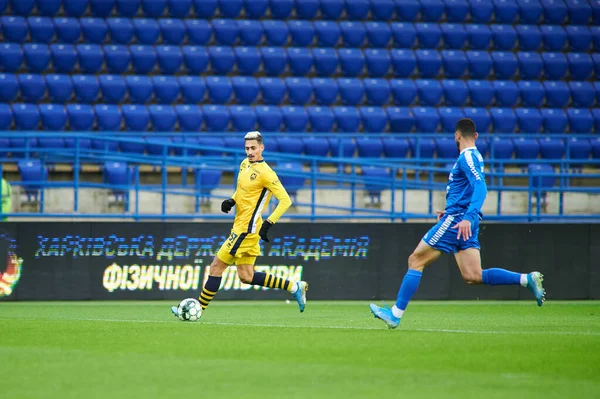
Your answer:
[177,298,203,322]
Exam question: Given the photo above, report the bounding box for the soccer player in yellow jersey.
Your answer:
[171,131,308,318]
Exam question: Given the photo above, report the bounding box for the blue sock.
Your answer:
[481,268,522,285]
[395,269,423,311]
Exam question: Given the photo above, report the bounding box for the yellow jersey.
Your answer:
[231,158,292,234]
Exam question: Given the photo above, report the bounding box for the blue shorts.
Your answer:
[422,214,480,254]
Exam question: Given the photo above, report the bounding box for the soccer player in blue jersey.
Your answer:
[369,118,546,329]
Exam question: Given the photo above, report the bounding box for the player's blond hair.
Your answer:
[244,131,263,145]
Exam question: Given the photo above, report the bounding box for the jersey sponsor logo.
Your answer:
[464,151,481,181]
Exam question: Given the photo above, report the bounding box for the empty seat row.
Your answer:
[3,0,598,25]
[1,103,598,134]
[3,43,599,80]
[5,15,600,51]
[3,73,599,108]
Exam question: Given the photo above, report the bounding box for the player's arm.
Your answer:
[453,152,488,239]
[258,169,292,242]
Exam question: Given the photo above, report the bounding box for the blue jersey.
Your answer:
[444,146,488,224]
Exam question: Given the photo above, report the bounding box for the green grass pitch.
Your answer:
[1,300,599,399]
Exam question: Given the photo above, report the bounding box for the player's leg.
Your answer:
[236,261,308,313]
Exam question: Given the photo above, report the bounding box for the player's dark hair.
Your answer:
[455,118,477,138]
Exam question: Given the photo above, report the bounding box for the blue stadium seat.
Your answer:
[277,162,305,201]
[365,22,390,48]
[539,137,565,160]
[142,0,167,18]
[230,106,257,131]
[339,49,365,77]
[382,138,410,158]
[514,138,540,160]
[328,137,356,157]
[185,19,211,45]
[489,137,513,159]
[277,137,304,155]
[541,108,568,133]
[263,20,288,46]
[594,53,600,78]
[387,107,414,132]
[466,24,492,50]
[18,159,47,201]
[371,0,396,20]
[311,78,338,106]
[81,18,108,44]
[270,0,293,19]
[544,81,569,108]
[313,48,338,77]
[103,161,130,202]
[302,136,330,156]
[261,47,287,76]
[516,108,542,133]
[440,23,467,49]
[99,75,126,104]
[463,107,491,132]
[72,75,99,103]
[169,0,192,17]
[365,49,390,78]
[518,0,543,23]
[203,105,230,131]
[442,79,468,106]
[393,0,419,21]
[54,18,81,44]
[107,18,134,44]
[566,26,591,52]
[345,0,370,20]
[2,16,27,43]
[567,0,592,23]
[491,24,517,50]
[445,0,469,22]
[37,0,61,16]
[209,46,235,75]
[413,106,440,132]
[231,76,258,105]
[23,44,48,73]
[50,44,77,74]
[567,137,591,165]
[152,75,180,104]
[357,138,384,158]
[125,75,153,104]
[338,78,364,105]
[212,19,238,46]
[239,20,264,46]
[244,0,268,18]
[148,105,176,132]
[493,80,519,107]
[542,0,567,24]
[178,76,205,103]
[194,136,221,157]
[391,49,416,77]
[441,50,467,78]
[435,137,460,160]
[416,79,442,106]
[259,77,285,105]
[415,23,441,49]
[333,106,360,132]
[390,22,416,48]
[39,104,67,137]
[518,80,545,107]
[130,45,157,74]
[46,74,73,104]
[416,49,442,78]
[420,0,445,21]
[67,104,94,131]
[156,45,182,74]
[494,0,519,23]
[516,25,541,51]
[94,104,122,132]
[159,18,186,45]
[390,79,417,106]
[439,107,465,132]
[182,46,209,74]
[281,106,309,131]
[470,0,495,22]
[288,20,314,47]
[542,52,568,80]
[408,137,436,158]
[490,108,516,132]
[27,17,54,44]
[364,79,390,106]
[360,107,387,132]
[77,44,104,74]
[592,137,600,160]
[468,80,493,106]
[567,53,593,81]
[12,103,40,130]
[193,0,217,18]
[492,51,518,79]
[122,105,150,132]
[517,52,543,79]
[476,138,489,157]
[307,106,334,132]
[320,0,344,19]
[18,74,45,103]
[569,81,595,108]
[219,0,244,18]
[594,108,600,132]
[466,50,492,78]
[175,105,202,132]
[255,106,282,131]
[286,77,312,105]
[567,108,593,133]
[0,73,18,102]
[314,21,340,47]
[541,25,567,51]
[146,136,173,156]
[64,0,89,16]
[592,26,600,51]
[104,45,131,74]
[235,46,261,75]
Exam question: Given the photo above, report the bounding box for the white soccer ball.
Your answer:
[177,298,203,322]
